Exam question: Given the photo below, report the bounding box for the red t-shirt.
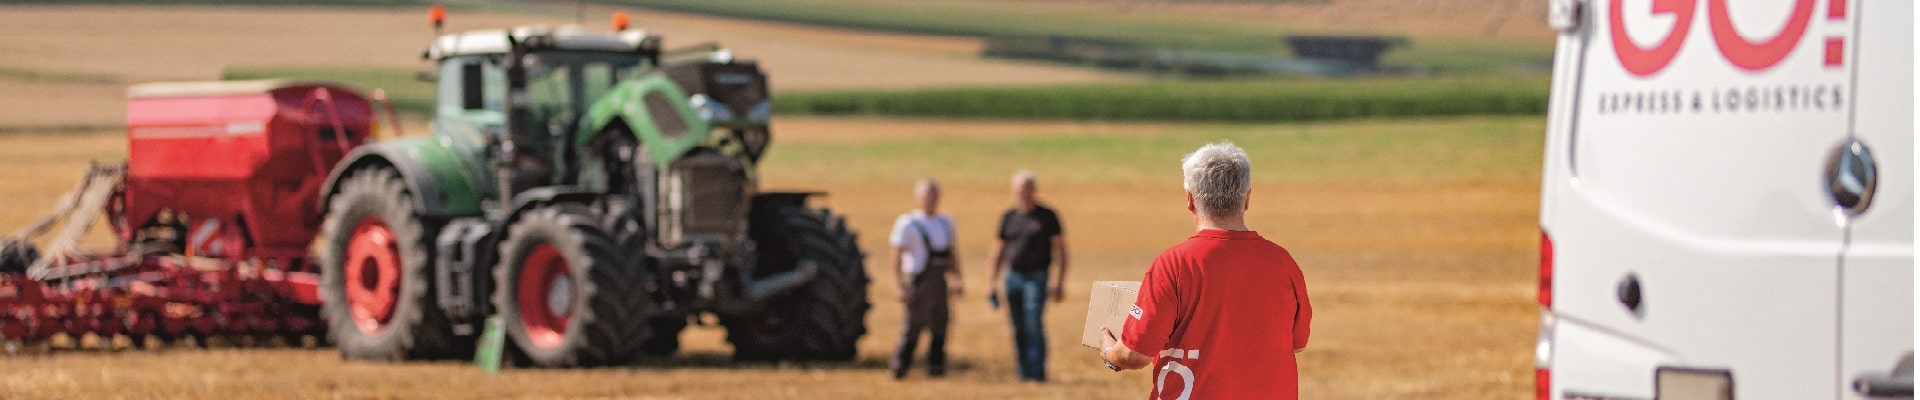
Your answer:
[1121,229,1312,400]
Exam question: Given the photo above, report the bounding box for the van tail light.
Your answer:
[1536,228,1555,399]
[1536,311,1556,400]
[1536,367,1552,400]
[1539,230,1554,307]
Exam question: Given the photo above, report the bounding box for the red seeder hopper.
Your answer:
[0,80,384,350]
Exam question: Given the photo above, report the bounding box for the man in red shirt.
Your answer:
[1099,141,1313,399]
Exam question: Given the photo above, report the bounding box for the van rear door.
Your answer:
[1836,1,1913,399]
[1548,0,1860,398]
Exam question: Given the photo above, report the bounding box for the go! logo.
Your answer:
[1611,0,1848,76]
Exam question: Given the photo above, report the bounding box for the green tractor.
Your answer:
[314,20,868,367]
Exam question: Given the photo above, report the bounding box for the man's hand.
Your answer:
[1048,285,1065,303]
[986,287,1000,304]
[1100,327,1154,371]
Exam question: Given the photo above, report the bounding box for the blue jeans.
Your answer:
[1004,269,1049,381]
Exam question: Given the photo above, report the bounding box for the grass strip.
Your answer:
[222,67,436,115]
[773,77,1547,122]
[760,116,1545,186]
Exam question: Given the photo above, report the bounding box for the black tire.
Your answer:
[0,239,37,274]
[318,168,464,361]
[637,316,686,356]
[493,205,649,367]
[724,205,869,361]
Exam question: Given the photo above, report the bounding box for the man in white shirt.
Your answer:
[888,178,964,379]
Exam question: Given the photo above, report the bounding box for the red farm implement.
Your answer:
[0,80,385,350]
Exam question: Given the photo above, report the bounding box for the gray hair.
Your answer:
[1011,170,1036,188]
[1181,141,1252,217]
[915,177,941,196]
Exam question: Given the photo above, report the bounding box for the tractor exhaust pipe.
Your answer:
[711,259,817,315]
[742,260,817,302]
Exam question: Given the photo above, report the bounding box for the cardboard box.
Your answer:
[1081,281,1141,348]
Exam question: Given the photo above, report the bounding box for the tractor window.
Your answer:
[437,56,507,124]
[526,59,574,139]
[582,64,615,99]
[521,51,649,138]
[461,63,484,110]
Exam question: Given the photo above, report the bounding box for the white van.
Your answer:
[1535,0,1912,399]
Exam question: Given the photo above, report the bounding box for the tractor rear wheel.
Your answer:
[725,205,869,361]
[0,239,37,274]
[493,205,648,367]
[318,168,463,361]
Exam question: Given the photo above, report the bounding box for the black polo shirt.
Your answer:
[997,204,1063,273]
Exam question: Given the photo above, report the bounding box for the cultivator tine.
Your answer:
[24,165,124,280]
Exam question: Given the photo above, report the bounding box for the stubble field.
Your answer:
[0,115,1542,399]
[0,3,1542,399]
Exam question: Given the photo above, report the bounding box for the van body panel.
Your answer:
[1539,0,1910,399]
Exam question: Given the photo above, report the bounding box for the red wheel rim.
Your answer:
[516,244,572,349]
[343,219,401,335]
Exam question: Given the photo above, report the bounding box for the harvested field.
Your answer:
[0,116,1541,399]
[0,4,1130,128]
[0,2,1541,398]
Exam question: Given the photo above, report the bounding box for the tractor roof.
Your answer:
[426,25,653,59]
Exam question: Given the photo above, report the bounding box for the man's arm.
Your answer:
[890,246,908,303]
[986,239,1007,300]
[1100,327,1153,370]
[1291,260,1312,352]
[1048,235,1068,302]
[887,217,911,303]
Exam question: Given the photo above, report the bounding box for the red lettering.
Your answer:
[1824,37,1844,67]
[1611,0,1698,76]
[1707,0,1818,71]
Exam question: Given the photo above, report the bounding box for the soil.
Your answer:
[0,123,1536,399]
[0,4,1537,398]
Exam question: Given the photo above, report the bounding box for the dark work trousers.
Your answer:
[891,265,951,377]
[1004,268,1049,381]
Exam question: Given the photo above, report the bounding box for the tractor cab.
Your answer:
[424,25,661,197]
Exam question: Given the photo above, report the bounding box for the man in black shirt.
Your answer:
[986,170,1067,382]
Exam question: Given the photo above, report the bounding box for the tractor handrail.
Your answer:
[370,88,405,139]
[301,88,355,177]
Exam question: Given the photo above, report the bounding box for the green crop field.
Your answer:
[225,67,1546,123]
[223,67,437,115]
[776,77,1548,122]
[591,0,1553,75]
[761,116,1545,187]
[597,0,1275,46]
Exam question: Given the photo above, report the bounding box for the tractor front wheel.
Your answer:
[318,168,463,361]
[493,205,648,367]
[724,205,869,361]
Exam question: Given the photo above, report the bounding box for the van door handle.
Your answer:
[1825,139,1879,216]
[1852,353,1914,397]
